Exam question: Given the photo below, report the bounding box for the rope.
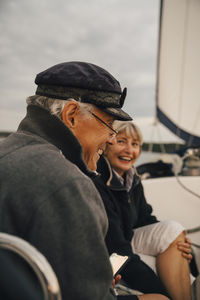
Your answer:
[187,226,200,234]
[175,174,200,199]
[191,243,200,249]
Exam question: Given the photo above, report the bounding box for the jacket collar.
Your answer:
[18,104,97,178]
[97,155,140,190]
[97,156,125,190]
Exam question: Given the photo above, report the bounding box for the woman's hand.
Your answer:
[112,274,121,288]
[177,236,192,263]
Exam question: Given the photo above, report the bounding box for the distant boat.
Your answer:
[0,131,12,139]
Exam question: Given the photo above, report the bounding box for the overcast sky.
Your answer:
[0,0,160,131]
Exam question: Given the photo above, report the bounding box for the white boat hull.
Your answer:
[142,176,200,229]
[142,175,200,272]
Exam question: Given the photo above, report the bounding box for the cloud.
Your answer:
[0,0,160,131]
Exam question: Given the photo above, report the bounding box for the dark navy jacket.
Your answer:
[93,157,170,297]
[93,156,158,257]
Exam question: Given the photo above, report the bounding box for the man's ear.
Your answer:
[61,101,80,128]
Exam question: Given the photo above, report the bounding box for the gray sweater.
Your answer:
[0,105,116,300]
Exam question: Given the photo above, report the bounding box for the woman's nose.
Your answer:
[124,143,133,153]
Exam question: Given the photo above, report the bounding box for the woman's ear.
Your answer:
[61,101,80,128]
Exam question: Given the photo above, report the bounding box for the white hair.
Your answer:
[26,95,94,120]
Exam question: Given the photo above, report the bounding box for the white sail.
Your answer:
[156,0,200,146]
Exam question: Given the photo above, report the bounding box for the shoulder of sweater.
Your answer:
[0,130,59,159]
[1,134,93,185]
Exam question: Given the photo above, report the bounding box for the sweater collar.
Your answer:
[18,105,97,178]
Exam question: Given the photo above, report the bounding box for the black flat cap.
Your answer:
[35,61,132,121]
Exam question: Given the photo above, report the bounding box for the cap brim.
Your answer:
[102,107,132,121]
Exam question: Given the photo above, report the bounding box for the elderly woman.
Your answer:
[93,121,192,300]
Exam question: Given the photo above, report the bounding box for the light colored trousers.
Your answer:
[131,220,185,274]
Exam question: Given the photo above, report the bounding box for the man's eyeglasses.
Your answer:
[87,110,118,138]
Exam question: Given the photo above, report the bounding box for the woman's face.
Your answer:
[104,130,141,176]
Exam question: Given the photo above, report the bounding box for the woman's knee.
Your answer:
[156,220,185,252]
[163,231,186,253]
[171,230,185,245]
[161,220,184,232]
[161,220,184,241]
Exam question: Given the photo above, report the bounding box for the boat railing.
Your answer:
[0,232,62,300]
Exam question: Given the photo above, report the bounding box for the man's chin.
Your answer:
[84,152,100,171]
[87,158,99,172]
[88,163,97,172]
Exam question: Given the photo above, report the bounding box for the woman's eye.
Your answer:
[117,140,124,144]
[132,142,139,147]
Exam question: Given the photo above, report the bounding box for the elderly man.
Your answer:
[0,62,170,300]
[0,61,130,300]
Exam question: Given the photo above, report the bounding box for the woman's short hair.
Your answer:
[113,120,143,146]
